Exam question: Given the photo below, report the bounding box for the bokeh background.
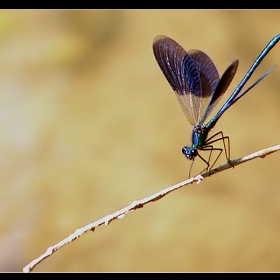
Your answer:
[0,10,280,272]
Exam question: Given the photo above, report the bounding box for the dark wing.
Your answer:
[153,35,198,125]
[199,59,239,125]
[187,49,220,125]
[153,35,221,126]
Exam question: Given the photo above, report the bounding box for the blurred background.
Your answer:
[0,10,280,272]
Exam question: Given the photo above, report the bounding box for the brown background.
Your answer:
[0,10,280,272]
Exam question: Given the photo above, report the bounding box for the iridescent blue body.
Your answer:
[183,126,209,160]
[153,34,280,177]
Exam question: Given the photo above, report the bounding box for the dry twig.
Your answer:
[23,144,280,272]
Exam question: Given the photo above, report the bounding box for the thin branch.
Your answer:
[23,144,280,272]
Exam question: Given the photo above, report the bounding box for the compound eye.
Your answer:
[182,146,190,155]
[191,149,198,157]
[187,154,193,160]
[182,147,197,160]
